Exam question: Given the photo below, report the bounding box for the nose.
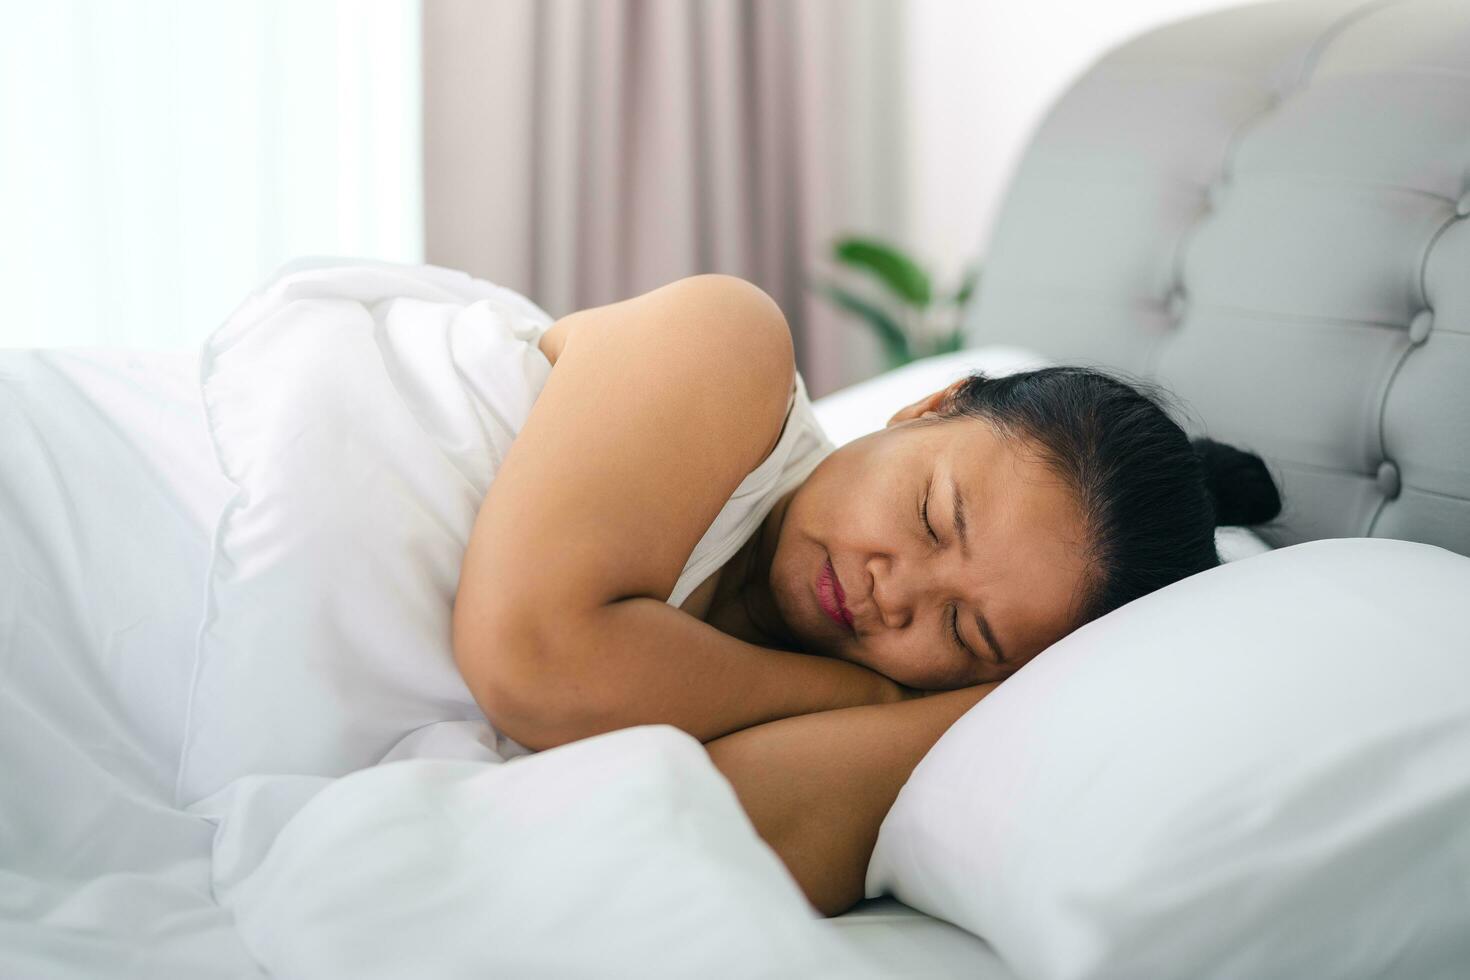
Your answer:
[866,553,929,631]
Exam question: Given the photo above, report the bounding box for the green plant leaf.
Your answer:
[951,264,982,307]
[809,280,913,368]
[934,329,967,354]
[832,236,932,309]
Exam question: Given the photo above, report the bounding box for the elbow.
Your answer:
[763,829,864,918]
[451,602,565,752]
[814,887,863,919]
[454,640,567,753]
[782,835,865,919]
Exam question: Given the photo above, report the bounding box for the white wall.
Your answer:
[901,0,1262,288]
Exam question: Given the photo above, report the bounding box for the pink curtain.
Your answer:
[421,0,906,396]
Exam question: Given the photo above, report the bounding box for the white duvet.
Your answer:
[0,259,883,978]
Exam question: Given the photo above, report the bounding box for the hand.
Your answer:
[828,658,939,708]
[872,674,937,704]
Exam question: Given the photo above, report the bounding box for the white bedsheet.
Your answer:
[832,899,1015,978]
[0,286,1006,976]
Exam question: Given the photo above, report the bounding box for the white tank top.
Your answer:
[662,369,834,608]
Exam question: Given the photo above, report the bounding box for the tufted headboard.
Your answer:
[965,0,1470,556]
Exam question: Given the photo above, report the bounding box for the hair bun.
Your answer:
[1191,437,1282,527]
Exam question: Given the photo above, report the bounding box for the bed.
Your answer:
[4,0,1468,976]
[0,343,1009,977]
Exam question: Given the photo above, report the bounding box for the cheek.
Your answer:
[807,441,894,506]
[770,540,834,645]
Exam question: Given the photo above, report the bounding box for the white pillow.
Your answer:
[810,349,1274,563]
[811,346,1052,448]
[866,537,1470,979]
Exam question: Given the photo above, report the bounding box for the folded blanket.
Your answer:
[194,723,877,979]
[179,258,555,803]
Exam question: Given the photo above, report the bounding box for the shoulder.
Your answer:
[453,274,798,657]
[551,273,795,436]
[644,274,795,429]
[559,274,791,367]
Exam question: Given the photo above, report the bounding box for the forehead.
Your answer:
[927,417,1092,645]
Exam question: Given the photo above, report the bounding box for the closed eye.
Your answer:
[947,604,973,658]
[923,481,976,659]
[921,481,938,542]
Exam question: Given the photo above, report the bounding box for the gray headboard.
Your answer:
[965,0,1470,556]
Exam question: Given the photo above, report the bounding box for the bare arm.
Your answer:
[704,682,998,917]
[477,597,911,751]
[452,274,908,752]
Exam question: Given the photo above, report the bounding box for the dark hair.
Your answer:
[926,366,1282,629]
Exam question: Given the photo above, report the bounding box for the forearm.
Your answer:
[704,682,997,918]
[476,596,903,751]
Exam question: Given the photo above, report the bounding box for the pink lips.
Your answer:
[818,558,855,633]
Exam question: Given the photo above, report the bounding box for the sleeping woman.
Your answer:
[451,272,1281,917]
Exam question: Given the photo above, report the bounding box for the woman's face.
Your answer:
[765,384,1093,689]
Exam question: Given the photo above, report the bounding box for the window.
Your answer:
[0,1,422,349]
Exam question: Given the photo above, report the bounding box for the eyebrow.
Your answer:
[952,478,1008,664]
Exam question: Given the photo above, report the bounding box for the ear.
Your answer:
[885,377,968,428]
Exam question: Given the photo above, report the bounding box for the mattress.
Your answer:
[0,344,1015,978]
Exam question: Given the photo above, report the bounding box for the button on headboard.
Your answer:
[964,0,1470,556]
